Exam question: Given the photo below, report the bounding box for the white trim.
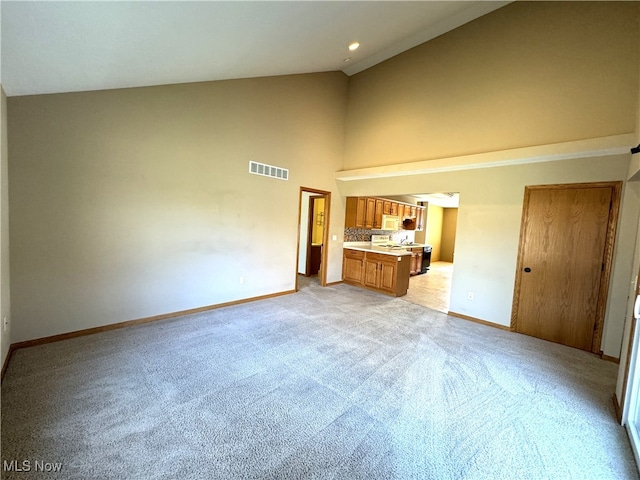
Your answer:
[336,134,636,181]
[627,423,640,473]
[623,291,640,474]
[626,340,640,472]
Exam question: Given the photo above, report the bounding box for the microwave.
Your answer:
[381,215,400,230]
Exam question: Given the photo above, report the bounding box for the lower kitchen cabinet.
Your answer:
[343,249,410,297]
[363,253,397,293]
[408,247,423,276]
[343,249,365,284]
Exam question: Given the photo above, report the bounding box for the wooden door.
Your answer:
[365,197,376,229]
[511,183,620,352]
[296,187,331,290]
[408,251,416,275]
[343,251,364,284]
[363,257,379,288]
[344,197,365,228]
[305,196,324,276]
[416,207,425,231]
[355,197,366,228]
[379,260,397,293]
[373,199,384,229]
[415,250,423,274]
[408,249,421,275]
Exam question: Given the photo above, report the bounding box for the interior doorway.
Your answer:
[510,182,621,353]
[296,187,331,290]
[405,193,459,313]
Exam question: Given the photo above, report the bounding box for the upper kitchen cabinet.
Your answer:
[344,196,426,231]
[345,197,367,228]
[345,196,383,229]
[383,200,399,216]
[363,198,384,229]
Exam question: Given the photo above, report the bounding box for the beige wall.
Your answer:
[339,1,640,360]
[337,154,639,358]
[1,86,10,367]
[5,1,640,368]
[440,208,458,263]
[425,204,443,262]
[344,2,640,169]
[8,73,348,343]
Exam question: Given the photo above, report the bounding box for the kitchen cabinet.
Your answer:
[343,249,365,284]
[363,253,398,294]
[373,198,384,229]
[416,207,425,231]
[408,247,423,276]
[397,204,405,219]
[364,197,376,228]
[383,201,399,216]
[343,249,410,296]
[364,197,384,229]
[345,196,423,231]
[344,197,367,228]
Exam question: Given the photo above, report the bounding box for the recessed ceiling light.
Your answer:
[348,42,360,52]
[344,57,352,63]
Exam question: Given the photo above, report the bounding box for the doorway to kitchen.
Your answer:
[403,193,459,313]
[296,187,331,290]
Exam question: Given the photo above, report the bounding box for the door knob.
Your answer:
[524,267,532,273]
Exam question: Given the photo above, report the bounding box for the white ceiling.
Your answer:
[1,1,508,97]
[413,193,459,208]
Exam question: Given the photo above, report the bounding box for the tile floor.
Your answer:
[402,261,453,313]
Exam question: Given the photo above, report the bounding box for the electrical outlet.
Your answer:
[3,316,7,332]
[239,277,245,285]
[467,292,474,300]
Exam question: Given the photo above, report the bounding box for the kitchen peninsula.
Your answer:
[342,237,415,297]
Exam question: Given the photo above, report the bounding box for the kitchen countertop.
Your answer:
[343,241,424,257]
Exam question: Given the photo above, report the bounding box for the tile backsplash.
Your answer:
[344,228,373,242]
[344,228,415,243]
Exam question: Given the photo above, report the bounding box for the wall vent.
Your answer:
[249,161,289,180]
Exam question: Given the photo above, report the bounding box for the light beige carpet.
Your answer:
[2,280,637,479]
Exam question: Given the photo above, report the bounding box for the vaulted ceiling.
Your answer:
[1,1,508,96]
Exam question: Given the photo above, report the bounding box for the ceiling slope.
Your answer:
[1,1,508,96]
